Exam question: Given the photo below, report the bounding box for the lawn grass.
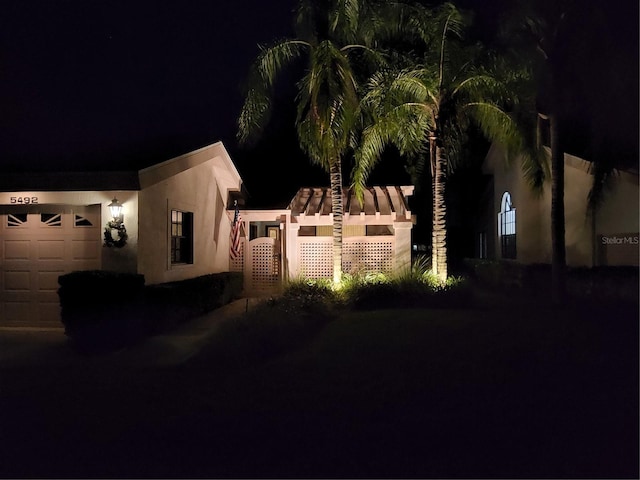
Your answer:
[138,297,636,478]
[0,291,637,478]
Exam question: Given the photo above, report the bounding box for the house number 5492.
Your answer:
[10,196,38,204]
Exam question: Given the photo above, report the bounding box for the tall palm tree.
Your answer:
[500,0,578,304]
[237,0,387,284]
[355,2,535,282]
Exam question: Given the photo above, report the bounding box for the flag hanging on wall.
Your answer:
[230,201,242,259]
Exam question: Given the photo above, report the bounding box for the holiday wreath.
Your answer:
[104,221,128,248]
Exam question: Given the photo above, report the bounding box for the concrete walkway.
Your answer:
[0,297,260,369]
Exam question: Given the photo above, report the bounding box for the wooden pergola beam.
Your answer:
[382,186,395,214]
[302,187,314,215]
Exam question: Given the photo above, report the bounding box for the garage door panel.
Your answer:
[38,271,65,292]
[4,301,30,322]
[4,270,31,291]
[72,239,100,260]
[38,302,61,322]
[4,240,31,260]
[37,240,65,260]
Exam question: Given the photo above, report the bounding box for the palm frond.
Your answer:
[330,0,360,41]
[237,39,308,145]
[520,145,548,193]
[452,74,512,105]
[352,121,390,201]
[464,102,523,152]
[258,40,309,88]
[295,39,361,170]
[587,153,618,212]
[237,85,272,145]
[368,1,435,47]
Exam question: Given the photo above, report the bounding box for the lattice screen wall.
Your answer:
[298,237,394,279]
[299,239,333,279]
[343,239,394,275]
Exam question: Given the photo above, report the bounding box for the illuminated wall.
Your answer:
[482,144,639,266]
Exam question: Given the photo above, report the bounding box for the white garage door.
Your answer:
[0,206,101,326]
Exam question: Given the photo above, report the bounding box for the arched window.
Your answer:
[498,192,516,259]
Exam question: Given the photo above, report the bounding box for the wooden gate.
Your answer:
[245,237,281,294]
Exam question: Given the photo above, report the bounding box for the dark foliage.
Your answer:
[58,270,147,354]
[144,272,243,329]
[58,270,243,354]
[345,278,473,310]
[463,259,639,304]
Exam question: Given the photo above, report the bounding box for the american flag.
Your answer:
[229,201,242,259]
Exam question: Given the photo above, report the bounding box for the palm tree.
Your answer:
[498,0,614,304]
[355,2,535,282]
[237,0,389,284]
[500,0,579,304]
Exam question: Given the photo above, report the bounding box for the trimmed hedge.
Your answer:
[58,271,147,353]
[58,270,146,332]
[58,270,243,353]
[144,272,243,329]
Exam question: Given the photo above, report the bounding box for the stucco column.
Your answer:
[287,223,300,280]
[393,222,413,273]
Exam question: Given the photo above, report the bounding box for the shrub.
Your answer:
[567,266,639,304]
[144,272,243,329]
[345,274,471,310]
[462,259,639,304]
[58,270,147,353]
[462,258,527,290]
[58,270,243,354]
[342,257,472,310]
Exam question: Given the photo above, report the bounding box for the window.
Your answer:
[74,214,93,227]
[41,213,62,227]
[267,226,279,240]
[366,225,393,236]
[498,192,516,259]
[7,213,27,227]
[171,210,193,264]
[298,226,316,237]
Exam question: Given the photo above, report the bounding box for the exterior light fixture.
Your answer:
[104,197,127,248]
[108,197,123,222]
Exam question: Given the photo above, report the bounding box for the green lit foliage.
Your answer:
[285,255,470,311]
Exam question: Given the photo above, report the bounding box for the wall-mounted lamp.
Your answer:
[108,197,123,223]
[104,197,128,248]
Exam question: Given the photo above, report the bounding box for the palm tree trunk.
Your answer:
[330,158,343,284]
[430,142,438,276]
[550,112,566,304]
[431,136,447,281]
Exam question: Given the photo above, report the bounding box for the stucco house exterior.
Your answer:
[1,141,416,326]
[477,143,639,267]
[0,142,243,326]
[230,185,415,295]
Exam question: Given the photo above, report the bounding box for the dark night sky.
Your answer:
[1,0,637,206]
